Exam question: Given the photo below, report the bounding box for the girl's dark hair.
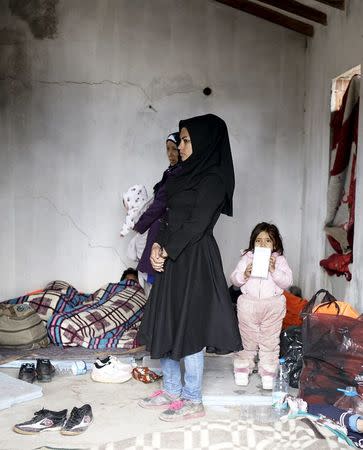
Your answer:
[244,222,284,255]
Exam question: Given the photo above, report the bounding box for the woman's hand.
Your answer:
[150,243,168,272]
[244,263,252,279]
[150,243,162,267]
[269,256,276,273]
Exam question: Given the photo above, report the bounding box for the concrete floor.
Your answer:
[0,355,277,449]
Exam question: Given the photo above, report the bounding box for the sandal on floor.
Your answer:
[132,367,162,383]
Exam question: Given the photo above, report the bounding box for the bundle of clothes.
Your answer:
[285,395,363,449]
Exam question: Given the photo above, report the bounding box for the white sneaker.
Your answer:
[261,375,273,390]
[91,356,132,383]
[234,372,249,386]
[95,355,113,368]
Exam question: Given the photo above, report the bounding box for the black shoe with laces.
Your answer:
[18,363,36,384]
[61,404,93,435]
[13,408,67,435]
[36,359,55,382]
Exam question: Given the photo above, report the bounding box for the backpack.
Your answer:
[0,303,49,349]
[312,301,359,318]
[302,289,360,318]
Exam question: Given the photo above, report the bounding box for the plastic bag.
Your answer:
[334,387,361,412]
[280,326,303,388]
[299,306,363,404]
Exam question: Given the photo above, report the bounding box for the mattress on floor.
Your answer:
[0,372,43,410]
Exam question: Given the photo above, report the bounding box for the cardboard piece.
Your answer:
[251,247,271,278]
[0,372,42,410]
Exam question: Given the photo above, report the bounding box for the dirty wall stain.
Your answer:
[9,0,59,40]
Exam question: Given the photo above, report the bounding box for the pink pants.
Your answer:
[235,294,286,376]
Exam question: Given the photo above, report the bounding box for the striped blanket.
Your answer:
[6,280,146,349]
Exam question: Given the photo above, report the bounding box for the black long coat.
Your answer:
[138,172,242,360]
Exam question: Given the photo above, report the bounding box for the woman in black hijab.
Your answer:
[138,114,241,421]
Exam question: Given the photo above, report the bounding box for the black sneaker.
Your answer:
[61,404,93,435]
[36,359,55,382]
[13,408,67,435]
[18,363,36,384]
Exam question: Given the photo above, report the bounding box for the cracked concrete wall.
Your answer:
[0,0,305,297]
[300,0,363,310]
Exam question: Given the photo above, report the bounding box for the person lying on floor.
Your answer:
[4,268,147,350]
[120,267,139,282]
[287,397,363,448]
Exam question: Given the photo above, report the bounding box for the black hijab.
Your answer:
[166,114,235,216]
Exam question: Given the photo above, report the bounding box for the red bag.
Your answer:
[299,289,363,404]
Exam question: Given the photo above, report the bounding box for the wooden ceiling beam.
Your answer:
[257,0,327,25]
[216,0,314,37]
[312,0,345,9]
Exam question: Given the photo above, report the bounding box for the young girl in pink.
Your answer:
[230,222,292,390]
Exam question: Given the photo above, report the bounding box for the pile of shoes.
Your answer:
[13,404,93,435]
[18,359,55,384]
[91,355,132,383]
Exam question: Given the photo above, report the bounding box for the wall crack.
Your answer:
[0,76,201,105]
[0,76,152,103]
[18,195,127,267]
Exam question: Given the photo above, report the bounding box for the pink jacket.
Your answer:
[230,251,293,299]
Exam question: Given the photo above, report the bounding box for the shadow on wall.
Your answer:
[0,0,58,108]
[9,0,59,40]
[0,26,30,108]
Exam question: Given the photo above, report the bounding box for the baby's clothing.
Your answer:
[120,185,150,237]
[120,184,151,264]
[231,250,292,377]
[127,231,148,262]
[236,294,286,373]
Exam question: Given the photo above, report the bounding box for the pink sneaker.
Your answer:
[234,359,250,386]
[138,390,179,409]
[234,372,249,386]
[159,399,205,422]
[261,375,273,390]
[260,365,276,390]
